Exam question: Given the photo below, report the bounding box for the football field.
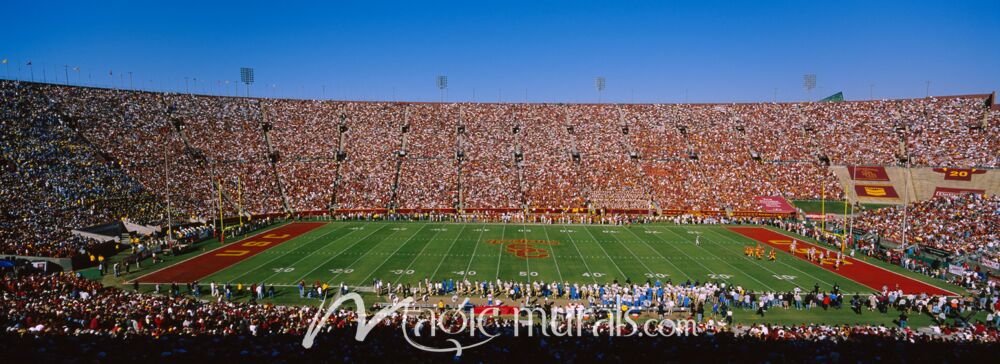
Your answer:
[137,221,956,295]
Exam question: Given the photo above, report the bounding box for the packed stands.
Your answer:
[2,80,997,259]
[851,193,999,267]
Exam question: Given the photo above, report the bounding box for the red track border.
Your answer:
[727,227,956,296]
[135,222,325,283]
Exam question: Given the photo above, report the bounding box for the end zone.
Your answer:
[135,222,325,283]
[728,227,956,296]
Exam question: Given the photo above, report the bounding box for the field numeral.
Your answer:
[643,230,660,234]
[772,274,797,281]
[329,268,354,274]
[559,229,576,233]
[391,269,415,275]
[519,271,539,277]
[645,273,669,278]
[431,228,447,231]
[601,230,618,234]
[518,229,532,232]
[708,274,733,280]
[350,227,364,230]
[473,228,490,232]
[272,267,294,273]
[392,227,408,231]
[452,271,477,276]
[582,272,605,278]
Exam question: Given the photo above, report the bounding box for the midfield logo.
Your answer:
[487,239,560,259]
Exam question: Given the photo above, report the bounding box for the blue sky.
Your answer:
[2,0,998,103]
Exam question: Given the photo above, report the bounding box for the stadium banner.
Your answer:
[932,187,986,198]
[805,213,837,221]
[982,259,999,271]
[846,166,890,181]
[854,184,899,198]
[473,305,519,315]
[948,264,967,276]
[931,167,987,181]
[754,196,796,213]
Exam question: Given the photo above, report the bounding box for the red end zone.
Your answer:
[727,227,956,296]
[136,222,324,283]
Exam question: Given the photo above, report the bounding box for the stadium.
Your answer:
[2,2,999,362]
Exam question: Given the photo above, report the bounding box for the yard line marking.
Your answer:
[653,229,752,290]
[349,224,431,286]
[494,224,507,280]
[461,224,488,278]
[621,226,692,281]
[694,228,807,290]
[430,224,470,280]
[558,227,598,284]
[522,224,531,281]
[539,224,564,283]
[227,222,356,283]
[602,227,656,276]
[580,226,628,279]
[657,227,778,291]
[388,225,448,285]
[708,228,835,288]
[290,223,395,283]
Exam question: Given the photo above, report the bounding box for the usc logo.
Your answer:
[487,239,560,259]
[858,168,878,179]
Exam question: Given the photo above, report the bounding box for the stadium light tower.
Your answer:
[803,74,817,101]
[437,75,448,102]
[240,67,255,98]
[595,76,606,103]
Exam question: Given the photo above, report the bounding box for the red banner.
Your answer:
[932,168,987,181]
[933,187,985,198]
[754,196,796,213]
[846,166,890,181]
[854,184,899,198]
[473,306,519,315]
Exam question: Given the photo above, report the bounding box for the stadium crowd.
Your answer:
[0,81,161,258]
[851,193,1000,268]
[2,80,997,262]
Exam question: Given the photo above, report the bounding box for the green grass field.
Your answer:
[115,221,976,326]
[173,222,940,296]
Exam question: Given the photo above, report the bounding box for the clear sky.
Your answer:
[2,0,998,103]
